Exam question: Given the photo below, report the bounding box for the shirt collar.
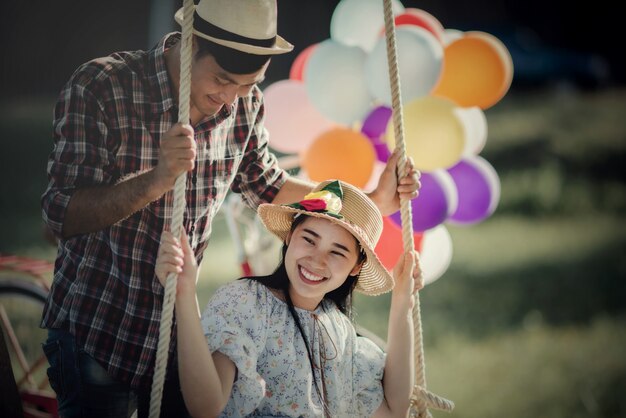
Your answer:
[147,32,178,114]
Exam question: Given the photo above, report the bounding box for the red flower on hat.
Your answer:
[299,199,327,212]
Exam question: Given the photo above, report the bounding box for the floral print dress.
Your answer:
[200,279,386,417]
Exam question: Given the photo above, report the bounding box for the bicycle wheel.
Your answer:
[0,278,49,391]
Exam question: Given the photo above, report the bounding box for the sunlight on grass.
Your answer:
[428,316,626,418]
[448,214,625,276]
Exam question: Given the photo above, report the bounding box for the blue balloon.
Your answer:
[365,26,443,106]
[305,39,374,126]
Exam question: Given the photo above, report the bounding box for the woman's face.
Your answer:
[284,216,362,311]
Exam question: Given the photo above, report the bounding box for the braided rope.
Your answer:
[381,0,454,416]
[148,0,194,416]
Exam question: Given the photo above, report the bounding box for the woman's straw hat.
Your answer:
[258,180,394,296]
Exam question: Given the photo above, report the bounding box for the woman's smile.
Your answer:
[298,265,327,284]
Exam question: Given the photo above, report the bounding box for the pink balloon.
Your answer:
[263,80,336,154]
[447,156,500,224]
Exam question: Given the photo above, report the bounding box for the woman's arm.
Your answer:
[175,291,236,418]
[374,251,423,418]
[156,232,236,418]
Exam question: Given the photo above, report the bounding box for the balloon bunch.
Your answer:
[263,0,512,285]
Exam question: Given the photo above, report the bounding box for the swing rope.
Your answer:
[381,0,454,416]
[148,1,452,416]
[149,0,194,416]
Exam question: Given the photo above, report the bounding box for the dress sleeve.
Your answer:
[200,280,270,416]
[353,335,386,416]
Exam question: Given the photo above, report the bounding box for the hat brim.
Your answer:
[257,203,394,296]
[175,7,294,56]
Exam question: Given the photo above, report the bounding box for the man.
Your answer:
[41,0,419,416]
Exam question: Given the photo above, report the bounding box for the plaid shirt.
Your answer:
[40,33,286,389]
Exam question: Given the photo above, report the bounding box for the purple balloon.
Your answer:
[391,171,457,232]
[361,106,393,162]
[361,106,392,143]
[447,156,500,225]
[373,142,391,162]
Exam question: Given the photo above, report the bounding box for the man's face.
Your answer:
[189,53,268,118]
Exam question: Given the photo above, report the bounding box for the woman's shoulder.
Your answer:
[209,278,274,311]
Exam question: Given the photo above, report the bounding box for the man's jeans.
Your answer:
[43,328,190,418]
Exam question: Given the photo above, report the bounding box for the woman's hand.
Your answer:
[391,251,424,310]
[155,231,199,296]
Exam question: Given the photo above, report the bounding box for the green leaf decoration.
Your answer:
[321,180,343,200]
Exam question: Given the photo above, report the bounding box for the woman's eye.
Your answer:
[303,237,314,245]
[331,251,346,258]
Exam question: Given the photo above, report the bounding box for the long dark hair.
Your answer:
[248,215,365,415]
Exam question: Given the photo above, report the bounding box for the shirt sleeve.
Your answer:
[41,69,117,237]
[200,280,270,416]
[230,88,287,210]
[353,335,386,416]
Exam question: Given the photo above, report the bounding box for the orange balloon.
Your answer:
[374,217,424,271]
[301,128,375,188]
[432,31,513,109]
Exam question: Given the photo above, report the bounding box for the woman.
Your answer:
[156,180,423,417]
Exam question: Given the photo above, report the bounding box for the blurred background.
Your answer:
[1,1,624,417]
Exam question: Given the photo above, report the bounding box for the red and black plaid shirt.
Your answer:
[40,33,286,389]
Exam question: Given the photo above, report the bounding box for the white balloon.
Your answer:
[304,39,374,125]
[365,26,443,106]
[363,160,386,193]
[442,28,464,46]
[420,224,453,285]
[331,0,405,52]
[454,106,488,156]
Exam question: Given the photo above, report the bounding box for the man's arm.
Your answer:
[62,170,167,237]
[269,176,315,205]
[58,123,196,238]
[271,150,419,215]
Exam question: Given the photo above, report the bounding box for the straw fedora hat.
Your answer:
[174,0,293,55]
[257,180,394,296]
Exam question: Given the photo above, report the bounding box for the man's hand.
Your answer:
[368,150,420,216]
[153,123,197,189]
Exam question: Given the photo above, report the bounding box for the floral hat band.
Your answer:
[286,181,344,219]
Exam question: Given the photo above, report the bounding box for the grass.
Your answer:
[428,316,626,418]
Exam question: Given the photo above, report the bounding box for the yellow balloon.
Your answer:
[432,31,513,109]
[386,97,465,171]
[301,128,375,188]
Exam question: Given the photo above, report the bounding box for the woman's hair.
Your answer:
[248,215,365,414]
[194,35,271,75]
